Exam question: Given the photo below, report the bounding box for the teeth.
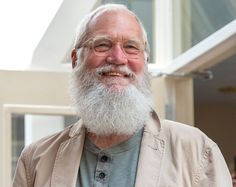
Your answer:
[99,71,131,77]
[106,72,122,76]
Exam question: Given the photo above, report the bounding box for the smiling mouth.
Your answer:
[99,71,132,78]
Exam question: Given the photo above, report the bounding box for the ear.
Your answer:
[71,49,77,69]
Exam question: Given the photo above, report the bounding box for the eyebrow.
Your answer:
[91,35,143,43]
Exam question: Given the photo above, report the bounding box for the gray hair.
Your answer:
[73,4,150,64]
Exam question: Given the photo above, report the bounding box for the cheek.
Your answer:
[84,53,106,70]
[128,60,145,74]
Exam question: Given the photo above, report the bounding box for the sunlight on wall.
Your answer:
[0,0,63,70]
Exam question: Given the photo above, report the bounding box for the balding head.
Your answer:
[72,4,150,67]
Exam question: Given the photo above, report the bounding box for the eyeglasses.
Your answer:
[77,36,145,59]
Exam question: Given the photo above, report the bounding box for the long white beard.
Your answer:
[70,63,153,135]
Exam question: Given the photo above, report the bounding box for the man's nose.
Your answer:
[107,44,128,65]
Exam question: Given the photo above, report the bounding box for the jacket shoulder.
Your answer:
[22,119,84,154]
[159,120,232,185]
[24,124,72,154]
[160,119,215,146]
[13,121,84,186]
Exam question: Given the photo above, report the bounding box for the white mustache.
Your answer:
[95,65,136,78]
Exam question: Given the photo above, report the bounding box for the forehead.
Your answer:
[87,10,143,41]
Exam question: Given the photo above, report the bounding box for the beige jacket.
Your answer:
[13,112,232,187]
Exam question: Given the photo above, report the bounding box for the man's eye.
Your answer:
[124,44,138,49]
[123,42,140,54]
[94,40,112,52]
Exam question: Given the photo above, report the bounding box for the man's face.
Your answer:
[70,10,152,135]
[82,11,146,90]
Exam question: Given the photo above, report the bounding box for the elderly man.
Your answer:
[13,4,232,187]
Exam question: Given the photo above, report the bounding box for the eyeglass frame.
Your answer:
[75,35,146,59]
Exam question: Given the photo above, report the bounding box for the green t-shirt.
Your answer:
[76,129,143,187]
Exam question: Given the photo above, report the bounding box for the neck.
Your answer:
[86,131,132,149]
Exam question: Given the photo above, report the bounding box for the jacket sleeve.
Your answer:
[12,148,31,187]
[194,144,233,187]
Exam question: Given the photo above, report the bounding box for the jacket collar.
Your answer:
[145,110,162,135]
[69,119,84,137]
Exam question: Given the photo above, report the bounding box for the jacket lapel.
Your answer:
[135,112,165,187]
[51,121,85,187]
